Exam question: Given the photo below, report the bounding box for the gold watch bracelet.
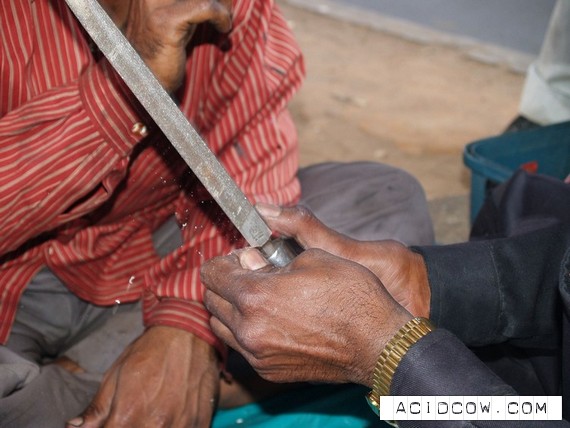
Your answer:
[367,317,435,411]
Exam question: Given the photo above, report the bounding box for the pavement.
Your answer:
[278,0,538,244]
[287,0,555,57]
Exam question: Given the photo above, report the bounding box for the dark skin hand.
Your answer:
[201,203,433,386]
[203,247,413,387]
[67,326,219,428]
[255,203,431,318]
[99,0,233,93]
[66,1,232,426]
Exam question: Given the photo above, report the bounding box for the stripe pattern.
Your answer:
[0,0,305,351]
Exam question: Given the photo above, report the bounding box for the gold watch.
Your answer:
[367,317,435,414]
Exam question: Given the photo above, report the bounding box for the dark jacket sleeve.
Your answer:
[390,329,570,428]
[414,227,566,348]
[412,171,570,348]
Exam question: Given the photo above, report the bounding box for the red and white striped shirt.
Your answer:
[0,0,304,353]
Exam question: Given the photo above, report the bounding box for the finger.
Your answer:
[216,0,234,32]
[201,252,272,306]
[256,203,348,252]
[66,416,85,428]
[168,0,233,34]
[66,374,117,428]
[204,288,235,326]
[285,247,339,271]
[209,316,251,359]
[66,392,110,428]
[201,253,243,296]
[235,247,270,271]
[203,257,276,323]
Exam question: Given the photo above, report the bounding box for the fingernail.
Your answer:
[239,249,269,270]
[256,202,282,218]
[66,417,84,427]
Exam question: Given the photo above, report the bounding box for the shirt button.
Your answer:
[131,122,148,137]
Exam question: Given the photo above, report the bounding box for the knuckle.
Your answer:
[248,355,268,372]
[201,0,226,14]
[297,247,324,262]
[238,284,267,312]
[107,413,136,427]
[200,259,217,282]
[295,205,313,221]
[239,325,268,354]
[250,363,281,383]
[84,403,102,417]
[80,402,106,423]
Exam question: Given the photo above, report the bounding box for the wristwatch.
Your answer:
[367,317,435,416]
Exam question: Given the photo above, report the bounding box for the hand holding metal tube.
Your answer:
[201,204,430,386]
[256,203,431,317]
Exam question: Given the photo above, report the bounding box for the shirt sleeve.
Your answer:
[141,1,305,353]
[0,52,147,257]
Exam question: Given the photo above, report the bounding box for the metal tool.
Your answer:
[64,0,297,266]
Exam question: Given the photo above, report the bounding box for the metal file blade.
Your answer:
[63,0,274,250]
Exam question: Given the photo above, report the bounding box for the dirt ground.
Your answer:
[277,2,527,243]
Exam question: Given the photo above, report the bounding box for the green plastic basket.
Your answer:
[463,121,570,222]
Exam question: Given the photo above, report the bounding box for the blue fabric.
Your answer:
[212,384,391,427]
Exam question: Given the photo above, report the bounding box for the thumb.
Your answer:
[66,416,85,427]
[66,374,116,428]
[256,203,350,253]
[236,247,270,270]
[67,403,108,428]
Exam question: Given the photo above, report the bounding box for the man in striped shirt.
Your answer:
[1,0,305,426]
[0,0,434,426]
